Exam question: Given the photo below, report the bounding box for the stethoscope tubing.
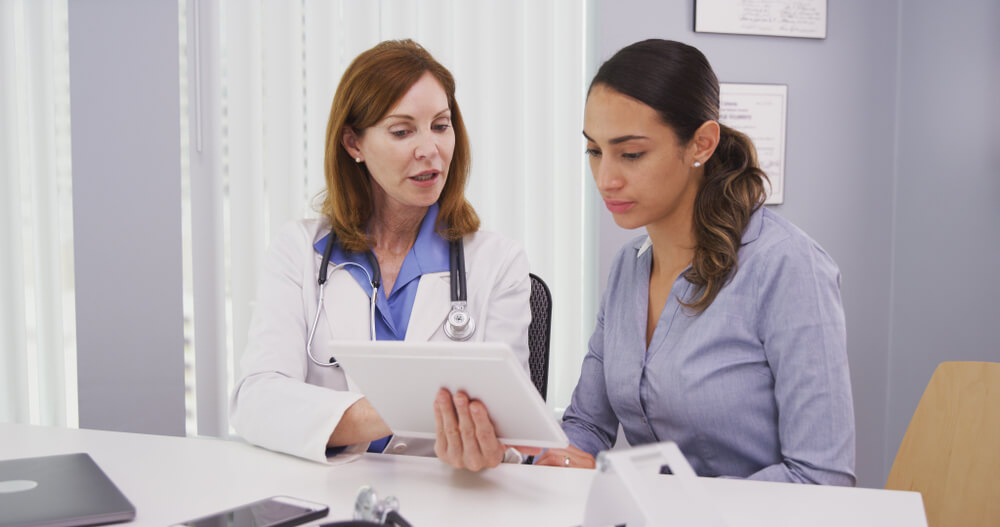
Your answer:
[305,230,471,367]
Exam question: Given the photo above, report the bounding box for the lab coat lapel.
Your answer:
[404,271,451,341]
[322,267,373,349]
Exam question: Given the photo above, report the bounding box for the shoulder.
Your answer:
[461,229,530,286]
[463,228,525,260]
[740,207,840,286]
[265,218,329,260]
[607,234,650,280]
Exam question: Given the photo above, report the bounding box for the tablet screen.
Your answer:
[333,341,569,448]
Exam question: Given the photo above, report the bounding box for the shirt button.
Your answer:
[391,442,407,453]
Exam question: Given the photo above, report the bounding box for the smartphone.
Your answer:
[170,495,329,527]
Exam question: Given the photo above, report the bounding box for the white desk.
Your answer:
[1,423,926,526]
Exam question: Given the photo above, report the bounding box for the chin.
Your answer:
[611,214,645,231]
[408,191,444,208]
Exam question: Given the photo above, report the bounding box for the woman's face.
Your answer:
[583,84,701,231]
[350,72,455,213]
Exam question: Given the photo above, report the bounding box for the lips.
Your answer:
[409,170,441,188]
[603,199,634,213]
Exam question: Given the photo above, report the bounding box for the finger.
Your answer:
[533,448,567,467]
[468,401,504,468]
[569,446,597,469]
[453,392,485,470]
[433,394,448,460]
[439,390,462,468]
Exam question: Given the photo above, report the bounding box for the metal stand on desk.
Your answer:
[582,442,728,527]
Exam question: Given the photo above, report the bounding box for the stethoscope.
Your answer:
[306,229,475,367]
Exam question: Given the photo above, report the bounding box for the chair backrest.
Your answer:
[527,273,552,400]
[885,361,1000,527]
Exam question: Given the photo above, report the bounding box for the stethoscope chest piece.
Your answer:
[443,301,475,341]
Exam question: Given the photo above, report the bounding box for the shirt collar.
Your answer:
[405,203,450,276]
[741,205,765,246]
[637,236,653,258]
[633,205,767,258]
[312,203,449,275]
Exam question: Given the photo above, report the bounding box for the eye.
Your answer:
[585,148,601,158]
[390,129,411,138]
[622,152,644,160]
[432,123,451,132]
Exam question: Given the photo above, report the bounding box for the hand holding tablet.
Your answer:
[332,341,569,466]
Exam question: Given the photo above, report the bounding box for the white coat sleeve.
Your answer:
[229,222,365,464]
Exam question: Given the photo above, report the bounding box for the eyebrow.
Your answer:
[582,131,649,145]
[383,108,451,121]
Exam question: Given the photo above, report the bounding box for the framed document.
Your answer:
[719,83,787,205]
[694,0,827,39]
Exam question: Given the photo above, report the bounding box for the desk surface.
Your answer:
[1,423,926,527]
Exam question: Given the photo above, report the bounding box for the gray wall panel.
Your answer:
[70,0,185,436]
[887,0,1000,478]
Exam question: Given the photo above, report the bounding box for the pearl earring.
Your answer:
[693,161,702,168]
[355,157,362,163]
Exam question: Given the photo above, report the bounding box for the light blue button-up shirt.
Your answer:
[563,207,856,485]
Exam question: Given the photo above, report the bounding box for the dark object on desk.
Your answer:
[330,486,413,527]
[528,273,552,401]
[0,452,136,527]
[319,516,410,527]
[169,495,329,527]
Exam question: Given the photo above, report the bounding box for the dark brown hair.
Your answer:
[591,39,768,313]
[321,39,478,252]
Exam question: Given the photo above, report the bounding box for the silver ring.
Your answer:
[563,456,570,467]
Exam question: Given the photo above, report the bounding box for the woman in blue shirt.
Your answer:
[535,39,855,485]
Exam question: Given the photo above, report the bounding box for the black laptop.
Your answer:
[0,453,135,527]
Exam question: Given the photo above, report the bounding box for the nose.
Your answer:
[592,159,623,193]
[413,131,439,161]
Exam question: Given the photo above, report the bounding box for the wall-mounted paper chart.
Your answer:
[695,0,827,39]
[719,83,787,205]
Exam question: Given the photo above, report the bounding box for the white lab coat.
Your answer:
[230,218,531,464]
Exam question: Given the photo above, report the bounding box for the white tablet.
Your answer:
[333,341,569,449]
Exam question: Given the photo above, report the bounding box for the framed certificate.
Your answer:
[694,0,827,39]
[719,83,787,205]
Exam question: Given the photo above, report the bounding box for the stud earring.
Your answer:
[355,157,362,163]
[693,161,702,168]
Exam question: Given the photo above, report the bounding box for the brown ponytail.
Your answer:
[684,124,767,312]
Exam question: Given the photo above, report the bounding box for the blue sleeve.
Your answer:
[747,238,856,485]
[561,289,621,457]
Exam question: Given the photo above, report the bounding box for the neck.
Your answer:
[369,193,427,255]
[645,210,696,279]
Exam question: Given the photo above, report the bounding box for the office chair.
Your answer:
[885,361,1000,527]
[527,273,552,401]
